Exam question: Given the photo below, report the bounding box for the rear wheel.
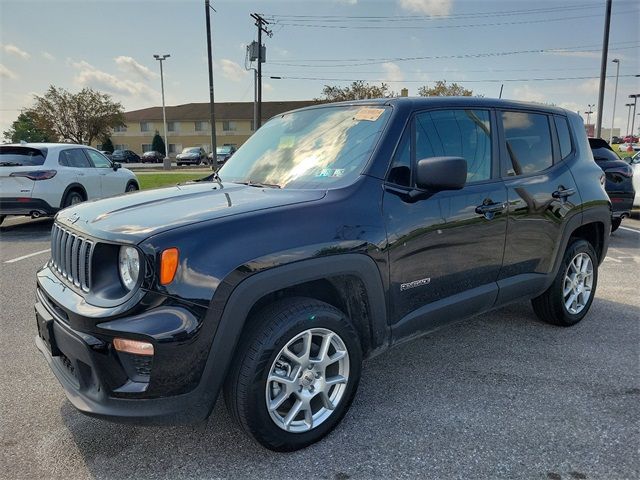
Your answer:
[62,190,84,208]
[126,182,139,192]
[611,217,622,232]
[224,297,362,451]
[532,239,598,326]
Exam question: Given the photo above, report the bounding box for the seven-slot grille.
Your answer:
[50,223,94,292]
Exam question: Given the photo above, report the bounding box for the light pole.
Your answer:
[625,103,634,136]
[629,94,639,139]
[586,104,595,128]
[609,59,620,143]
[153,54,170,162]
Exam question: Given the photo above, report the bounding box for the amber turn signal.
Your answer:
[160,247,179,285]
[113,338,154,356]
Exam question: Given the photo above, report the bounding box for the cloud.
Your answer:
[382,62,404,82]
[512,85,546,103]
[71,60,158,99]
[219,59,247,82]
[335,0,358,4]
[578,78,600,95]
[0,64,18,79]
[263,82,274,93]
[114,56,158,81]
[559,102,582,113]
[42,51,55,61]
[398,0,452,16]
[2,43,30,60]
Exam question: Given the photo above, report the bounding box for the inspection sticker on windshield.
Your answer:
[354,108,385,122]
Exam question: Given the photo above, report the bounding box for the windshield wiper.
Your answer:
[0,161,23,166]
[237,180,281,189]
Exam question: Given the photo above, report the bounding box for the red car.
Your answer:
[623,135,639,144]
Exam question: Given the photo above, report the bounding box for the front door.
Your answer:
[85,149,126,198]
[383,108,507,342]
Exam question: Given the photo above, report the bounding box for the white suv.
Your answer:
[0,143,139,225]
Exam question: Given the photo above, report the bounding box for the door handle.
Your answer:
[552,187,576,199]
[475,201,507,215]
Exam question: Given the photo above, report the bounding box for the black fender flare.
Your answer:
[59,183,87,208]
[195,254,388,418]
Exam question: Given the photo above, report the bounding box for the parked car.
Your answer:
[141,150,165,163]
[611,136,623,144]
[208,145,237,166]
[630,151,640,208]
[617,142,640,152]
[0,143,138,225]
[588,138,635,231]
[100,151,113,160]
[111,149,141,163]
[176,147,206,166]
[35,99,610,452]
[623,135,639,144]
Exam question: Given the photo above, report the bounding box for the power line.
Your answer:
[268,74,638,84]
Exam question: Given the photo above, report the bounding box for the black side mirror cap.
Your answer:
[113,162,121,171]
[415,156,467,192]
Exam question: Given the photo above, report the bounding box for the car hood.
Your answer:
[55,182,327,243]
[177,152,199,158]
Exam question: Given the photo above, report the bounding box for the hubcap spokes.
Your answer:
[266,328,349,433]
[563,252,594,315]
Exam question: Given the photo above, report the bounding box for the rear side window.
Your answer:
[0,146,47,166]
[555,116,573,159]
[502,111,553,176]
[416,109,492,183]
[59,149,91,168]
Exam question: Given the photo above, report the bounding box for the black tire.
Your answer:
[62,190,84,208]
[611,217,622,232]
[177,162,182,167]
[0,215,5,226]
[125,181,139,192]
[224,297,362,452]
[532,239,598,327]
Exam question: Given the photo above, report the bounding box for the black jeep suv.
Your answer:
[35,98,610,451]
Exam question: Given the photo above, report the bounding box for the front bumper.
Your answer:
[0,197,57,216]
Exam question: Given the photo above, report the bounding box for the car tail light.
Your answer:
[607,165,633,178]
[160,247,179,285]
[9,170,57,180]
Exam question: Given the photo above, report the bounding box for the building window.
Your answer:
[140,122,151,132]
[142,144,153,153]
[195,121,208,132]
[168,122,178,132]
[115,144,128,150]
[168,144,182,154]
[113,125,127,133]
[222,120,237,132]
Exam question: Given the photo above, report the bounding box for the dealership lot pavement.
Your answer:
[1,216,639,480]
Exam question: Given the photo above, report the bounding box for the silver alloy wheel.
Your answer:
[265,328,350,433]
[563,252,594,314]
[70,194,82,205]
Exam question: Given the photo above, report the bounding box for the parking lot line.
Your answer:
[619,225,640,234]
[4,249,51,264]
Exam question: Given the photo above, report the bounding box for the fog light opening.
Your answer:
[113,338,154,356]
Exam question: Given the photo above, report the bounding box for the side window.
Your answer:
[502,111,553,176]
[387,128,411,187]
[59,149,91,168]
[85,149,112,168]
[415,109,492,183]
[555,115,573,160]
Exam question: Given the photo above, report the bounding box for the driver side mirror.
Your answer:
[415,156,467,192]
[113,162,121,171]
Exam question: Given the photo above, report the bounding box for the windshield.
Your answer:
[0,146,47,166]
[217,146,233,154]
[218,105,391,189]
[183,147,200,153]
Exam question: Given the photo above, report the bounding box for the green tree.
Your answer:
[151,130,166,155]
[418,81,476,97]
[31,85,125,145]
[2,110,55,143]
[317,81,395,102]
[101,136,114,153]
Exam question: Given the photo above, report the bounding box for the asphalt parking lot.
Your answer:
[1,215,639,480]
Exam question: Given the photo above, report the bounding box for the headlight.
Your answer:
[118,246,140,290]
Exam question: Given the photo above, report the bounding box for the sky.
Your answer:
[0,0,638,138]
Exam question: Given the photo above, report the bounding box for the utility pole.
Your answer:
[625,103,634,136]
[250,13,272,129]
[153,54,170,164]
[630,94,639,138]
[595,0,612,138]
[205,0,217,161]
[609,59,620,143]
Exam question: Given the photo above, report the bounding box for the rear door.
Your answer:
[497,110,581,302]
[85,149,126,198]
[384,108,508,340]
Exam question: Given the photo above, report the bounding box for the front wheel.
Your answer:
[532,239,598,326]
[224,297,362,451]
[125,182,139,192]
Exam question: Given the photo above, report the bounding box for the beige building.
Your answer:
[101,101,317,156]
